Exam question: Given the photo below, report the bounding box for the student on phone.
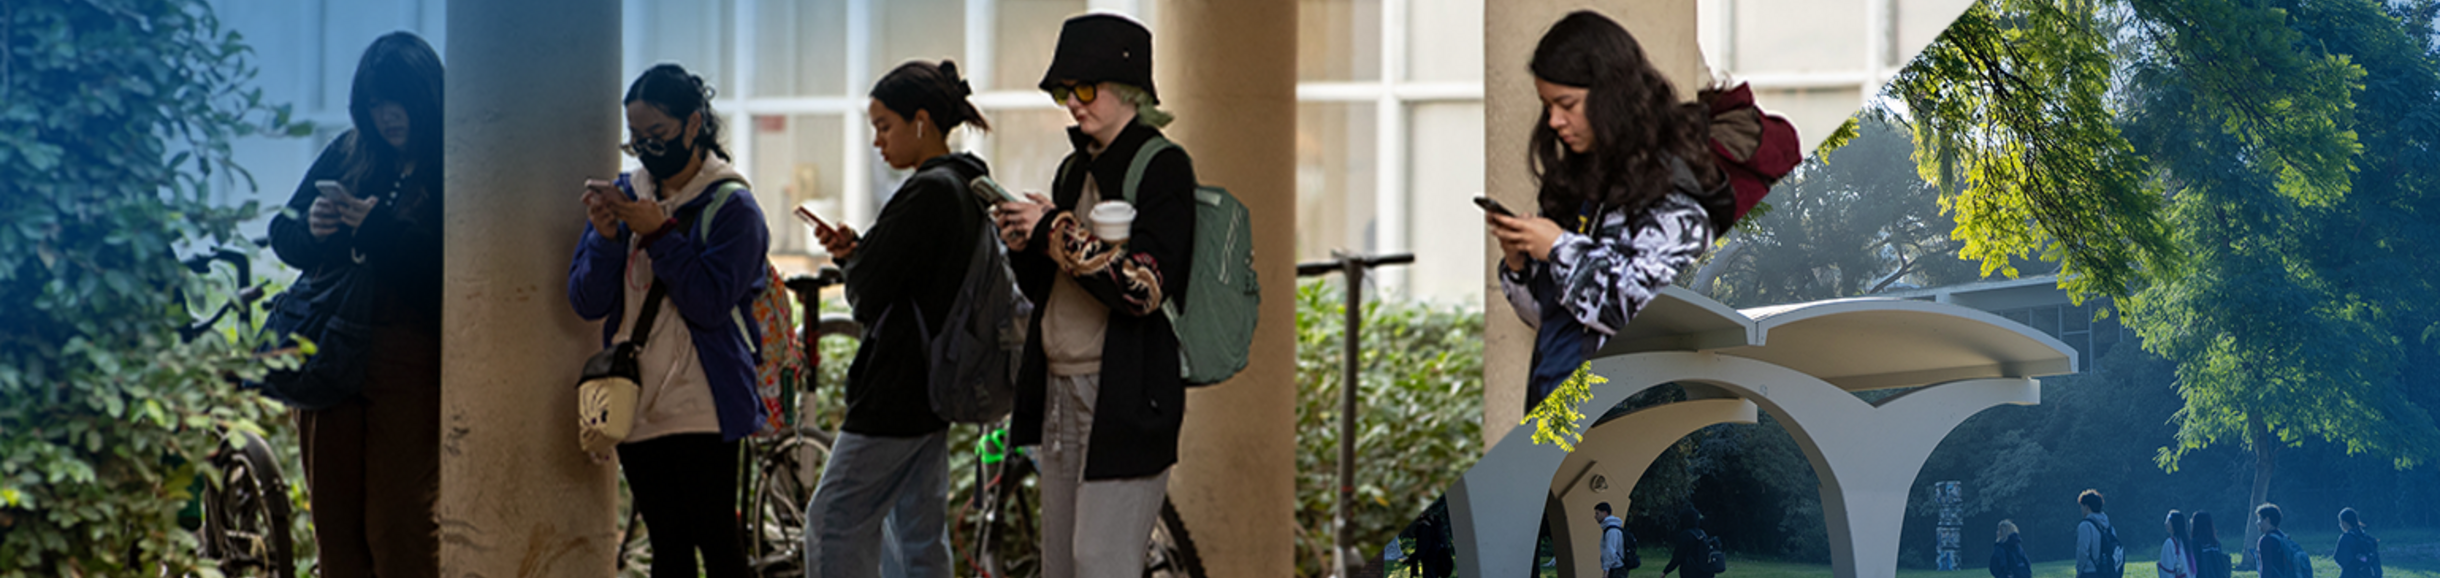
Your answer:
[566,62,766,578]
[1491,10,1738,413]
[265,32,445,577]
[802,58,992,578]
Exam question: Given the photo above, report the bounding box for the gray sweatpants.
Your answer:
[1037,372,1173,578]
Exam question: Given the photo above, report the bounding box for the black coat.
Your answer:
[1992,534,2032,578]
[840,153,989,437]
[1008,121,1196,480]
[268,130,443,330]
[1664,528,1714,578]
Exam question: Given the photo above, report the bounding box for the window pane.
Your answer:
[993,0,1091,92]
[874,0,966,86]
[750,114,847,257]
[1405,102,1485,302]
[1405,0,1481,83]
[1297,102,1378,261]
[2030,305,2059,337]
[1299,0,1382,82]
[754,0,849,97]
[968,108,1077,199]
[631,0,736,97]
[1733,0,1865,73]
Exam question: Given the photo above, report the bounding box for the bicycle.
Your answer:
[611,266,860,578]
[959,422,1207,578]
[174,246,298,578]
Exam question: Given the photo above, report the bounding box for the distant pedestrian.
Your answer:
[2077,490,2126,578]
[1596,502,1637,578]
[2192,511,2231,578]
[2334,508,2381,578]
[2160,510,2196,578]
[1992,519,2032,578]
[1661,507,1719,578]
[2255,503,2304,578]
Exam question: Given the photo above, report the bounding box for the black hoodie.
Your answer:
[840,152,990,436]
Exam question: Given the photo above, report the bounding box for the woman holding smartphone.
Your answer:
[265,32,445,577]
[1490,10,1738,413]
[565,62,767,578]
[802,58,993,578]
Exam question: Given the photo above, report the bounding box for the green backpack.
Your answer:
[1098,135,1260,386]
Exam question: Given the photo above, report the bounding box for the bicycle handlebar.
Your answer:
[1295,252,1414,278]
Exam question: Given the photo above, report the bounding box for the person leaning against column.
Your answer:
[802,58,995,578]
[991,12,1196,578]
[566,63,768,578]
[265,31,444,578]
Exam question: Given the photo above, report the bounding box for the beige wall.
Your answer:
[1481,0,1707,450]
[1158,1,1300,577]
[440,0,625,575]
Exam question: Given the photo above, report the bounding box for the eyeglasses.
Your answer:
[622,134,674,157]
[1047,83,1099,106]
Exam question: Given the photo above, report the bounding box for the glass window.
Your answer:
[970,109,1078,199]
[1404,101,1485,302]
[1297,102,1379,260]
[993,0,1090,92]
[1732,0,1864,73]
[631,0,737,97]
[1299,0,1382,82]
[754,0,849,97]
[1405,0,1481,83]
[873,0,967,85]
[751,114,848,256]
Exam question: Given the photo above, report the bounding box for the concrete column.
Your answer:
[441,1,623,575]
[1481,0,1710,450]
[1154,1,1298,577]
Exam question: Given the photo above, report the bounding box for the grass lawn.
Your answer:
[1529,528,2440,578]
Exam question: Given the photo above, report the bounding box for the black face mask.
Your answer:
[638,139,694,182]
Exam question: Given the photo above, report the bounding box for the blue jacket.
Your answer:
[566,172,770,442]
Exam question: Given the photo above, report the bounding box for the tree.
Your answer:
[0,1,304,573]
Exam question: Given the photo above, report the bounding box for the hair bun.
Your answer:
[940,60,974,97]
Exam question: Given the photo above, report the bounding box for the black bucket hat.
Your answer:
[1038,13,1157,103]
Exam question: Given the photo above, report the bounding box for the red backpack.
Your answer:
[1705,82,1803,228]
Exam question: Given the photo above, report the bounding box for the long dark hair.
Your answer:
[871,59,991,134]
[2168,510,2192,549]
[2192,511,2221,549]
[623,63,731,161]
[340,32,443,200]
[1527,11,1721,229]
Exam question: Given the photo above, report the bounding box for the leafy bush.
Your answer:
[1293,279,1486,576]
[0,0,305,573]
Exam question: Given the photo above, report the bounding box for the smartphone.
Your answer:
[793,202,834,235]
[969,176,1023,205]
[1473,195,1517,217]
[314,180,353,202]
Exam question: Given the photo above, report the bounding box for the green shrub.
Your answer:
[0,0,306,573]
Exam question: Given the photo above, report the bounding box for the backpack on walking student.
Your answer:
[2346,531,2384,578]
[2084,517,2126,578]
[677,179,799,437]
[2271,532,2315,578]
[901,175,1032,424]
[1604,519,1641,571]
[1093,135,1260,386]
[1701,531,1728,575]
[2195,543,2231,578]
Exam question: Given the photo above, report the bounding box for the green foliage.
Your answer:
[1293,279,1486,577]
[1886,0,2180,301]
[0,0,302,573]
[1521,362,1603,452]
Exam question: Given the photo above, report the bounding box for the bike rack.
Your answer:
[1297,251,1413,578]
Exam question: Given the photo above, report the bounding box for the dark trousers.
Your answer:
[619,433,752,578]
[298,322,440,578]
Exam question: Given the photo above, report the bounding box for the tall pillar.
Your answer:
[1155,1,1297,577]
[441,1,623,575]
[1482,1,1709,450]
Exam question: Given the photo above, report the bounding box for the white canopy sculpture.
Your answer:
[1446,286,2078,578]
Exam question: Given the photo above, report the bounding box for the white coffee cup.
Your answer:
[1090,201,1136,242]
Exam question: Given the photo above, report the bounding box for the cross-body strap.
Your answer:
[628,281,670,343]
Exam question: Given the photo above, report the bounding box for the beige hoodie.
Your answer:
[616,156,749,444]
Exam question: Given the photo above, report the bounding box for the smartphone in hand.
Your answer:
[969,176,1023,205]
[793,202,835,236]
[1473,195,1517,218]
[315,180,354,202]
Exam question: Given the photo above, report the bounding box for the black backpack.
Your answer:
[1604,521,1641,570]
[2084,518,2125,578]
[1690,529,1727,575]
[2196,543,2231,578]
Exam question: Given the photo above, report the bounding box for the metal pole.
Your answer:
[1336,253,1363,578]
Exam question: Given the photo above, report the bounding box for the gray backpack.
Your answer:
[909,175,1033,423]
[1103,136,1260,386]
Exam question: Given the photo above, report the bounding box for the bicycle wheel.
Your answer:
[746,426,832,577]
[201,430,294,578]
[1145,497,1206,578]
[971,451,1042,578]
